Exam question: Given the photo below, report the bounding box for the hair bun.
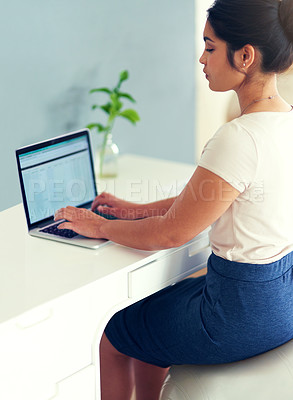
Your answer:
[279,0,293,43]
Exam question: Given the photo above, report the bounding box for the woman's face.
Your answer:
[199,20,244,92]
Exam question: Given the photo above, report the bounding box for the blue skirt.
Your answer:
[105,252,293,367]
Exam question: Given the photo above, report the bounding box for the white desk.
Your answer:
[0,155,210,400]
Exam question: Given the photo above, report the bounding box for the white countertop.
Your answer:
[0,154,197,324]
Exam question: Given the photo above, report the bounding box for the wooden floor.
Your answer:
[185,267,207,279]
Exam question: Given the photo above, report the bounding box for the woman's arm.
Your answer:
[55,167,240,251]
[91,192,177,219]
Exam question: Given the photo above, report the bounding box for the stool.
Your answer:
[159,339,293,400]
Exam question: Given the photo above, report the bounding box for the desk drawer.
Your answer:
[128,236,210,299]
[52,365,96,400]
[0,291,93,400]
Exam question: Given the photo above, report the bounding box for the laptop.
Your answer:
[16,129,112,249]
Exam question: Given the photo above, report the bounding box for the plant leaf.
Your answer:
[119,109,140,124]
[86,123,106,132]
[100,103,112,114]
[117,92,136,102]
[89,87,112,94]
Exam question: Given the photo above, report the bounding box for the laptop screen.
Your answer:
[16,130,97,228]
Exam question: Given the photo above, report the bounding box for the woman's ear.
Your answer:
[235,44,256,70]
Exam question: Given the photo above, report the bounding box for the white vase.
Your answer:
[96,133,119,178]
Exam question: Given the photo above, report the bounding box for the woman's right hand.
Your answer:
[91,192,146,220]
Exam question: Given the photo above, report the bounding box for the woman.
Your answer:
[55,0,293,399]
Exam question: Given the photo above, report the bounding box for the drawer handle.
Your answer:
[16,309,53,330]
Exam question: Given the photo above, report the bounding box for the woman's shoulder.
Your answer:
[202,110,293,159]
[199,118,259,194]
[206,117,257,151]
[214,110,292,142]
[234,111,293,134]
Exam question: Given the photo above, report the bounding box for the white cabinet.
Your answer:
[0,237,209,400]
[0,156,209,400]
[0,291,93,400]
[128,233,210,299]
[53,365,96,400]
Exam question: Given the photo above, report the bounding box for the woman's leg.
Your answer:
[133,358,169,400]
[100,332,169,400]
[100,333,134,400]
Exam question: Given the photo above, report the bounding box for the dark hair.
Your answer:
[207,0,293,73]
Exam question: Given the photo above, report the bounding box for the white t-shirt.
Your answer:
[198,111,293,264]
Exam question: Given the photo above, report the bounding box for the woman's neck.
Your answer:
[236,74,291,115]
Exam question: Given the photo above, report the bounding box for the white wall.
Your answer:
[0,0,195,212]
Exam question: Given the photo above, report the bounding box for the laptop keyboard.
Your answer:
[94,210,118,220]
[40,211,118,239]
[40,223,78,238]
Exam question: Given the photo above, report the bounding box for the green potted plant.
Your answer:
[86,70,140,178]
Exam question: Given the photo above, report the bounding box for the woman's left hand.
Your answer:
[54,206,106,239]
